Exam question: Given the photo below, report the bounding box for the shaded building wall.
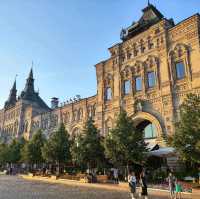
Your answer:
[30,96,97,138]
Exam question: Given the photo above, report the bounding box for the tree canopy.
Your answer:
[42,123,71,165]
[21,129,46,164]
[0,142,10,164]
[8,138,26,164]
[71,118,105,170]
[104,110,147,167]
[170,93,200,165]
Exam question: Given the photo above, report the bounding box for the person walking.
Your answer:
[128,171,137,199]
[168,172,175,199]
[139,171,148,199]
[112,168,119,184]
[175,178,182,199]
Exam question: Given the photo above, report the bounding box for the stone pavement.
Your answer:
[0,175,192,199]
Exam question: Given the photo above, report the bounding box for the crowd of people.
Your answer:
[2,163,185,199]
[128,170,183,199]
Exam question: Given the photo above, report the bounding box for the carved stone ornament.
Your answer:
[134,99,144,112]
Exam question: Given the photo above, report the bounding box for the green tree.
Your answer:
[8,137,26,164]
[170,93,200,167]
[104,110,147,168]
[71,118,105,170]
[71,133,84,169]
[0,142,9,165]
[21,129,46,166]
[42,123,71,174]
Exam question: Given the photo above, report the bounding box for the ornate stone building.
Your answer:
[1,4,200,152]
[0,69,51,141]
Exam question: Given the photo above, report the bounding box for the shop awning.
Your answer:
[148,147,175,157]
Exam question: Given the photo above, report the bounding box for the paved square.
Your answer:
[0,175,190,199]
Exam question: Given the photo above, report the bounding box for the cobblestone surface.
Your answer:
[0,175,190,199]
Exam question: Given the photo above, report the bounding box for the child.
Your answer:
[128,171,137,199]
[175,179,182,199]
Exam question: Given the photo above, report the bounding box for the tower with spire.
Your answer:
[19,68,50,110]
[20,68,35,100]
[4,78,17,109]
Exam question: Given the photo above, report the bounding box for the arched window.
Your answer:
[73,110,78,121]
[132,61,144,94]
[104,74,113,101]
[175,61,185,79]
[147,71,156,88]
[77,108,83,121]
[135,76,142,91]
[105,87,112,101]
[121,66,132,96]
[124,80,131,95]
[144,56,159,90]
[169,43,191,83]
[143,123,157,139]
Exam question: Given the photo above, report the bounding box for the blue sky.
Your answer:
[0,0,200,107]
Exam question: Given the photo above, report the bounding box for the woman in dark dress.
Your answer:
[139,171,148,199]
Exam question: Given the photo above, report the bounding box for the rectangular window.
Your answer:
[105,87,112,101]
[124,80,131,95]
[147,71,156,88]
[176,61,185,79]
[135,76,142,91]
[147,72,156,88]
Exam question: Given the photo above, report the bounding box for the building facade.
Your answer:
[1,4,200,150]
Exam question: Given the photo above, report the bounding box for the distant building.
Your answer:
[1,4,200,161]
[0,69,51,141]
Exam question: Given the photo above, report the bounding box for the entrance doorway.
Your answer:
[136,120,157,139]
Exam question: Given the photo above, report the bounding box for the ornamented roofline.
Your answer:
[105,12,200,61]
[120,4,168,41]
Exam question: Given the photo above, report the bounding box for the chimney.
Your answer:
[51,97,59,109]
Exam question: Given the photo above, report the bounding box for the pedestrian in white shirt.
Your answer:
[128,171,137,199]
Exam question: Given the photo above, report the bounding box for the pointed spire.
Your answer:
[11,77,17,94]
[11,75,17,91]
[4,77,17,109]
[148,0,150,6]
[28,67,33,79]
[12,79,16,91]
[22,68,35,97]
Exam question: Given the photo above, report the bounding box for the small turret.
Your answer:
[51,97,59,109]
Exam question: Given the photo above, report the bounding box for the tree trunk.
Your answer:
[126,163,129,181]
[57,162,60,176]
[87,162,90,173]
